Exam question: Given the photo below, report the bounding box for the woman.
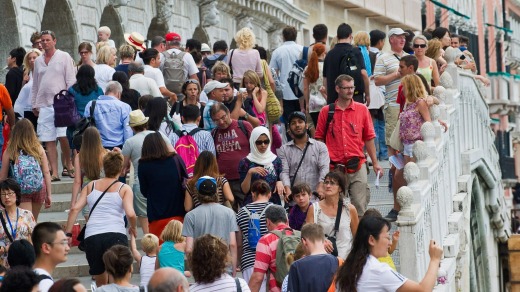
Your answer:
[114,44,136,76]
[227,27,263,88]
[238,126,283,205]
[138,132,187,238]
[425,39,447,76]
[432,26,451,49]
[71,127,108,220]
[189,234,250,291]
[144,97,176,136]
[77,42,95,68]
[305,171,359,260]
[49,278,88,292]
[95,46,117,92]
[170,79,204,128]
[0,119,52,219]
[65,151,137,287]
[0,179,36,268]
[96,245,139,292]
[112,71,140,110]
[303,43,327,127]
[14,48,41,128]
[254,45,276,92]
[240,70,267,126]
[412,35,440,87]
[185,151,234,211]
[335,216,443,291]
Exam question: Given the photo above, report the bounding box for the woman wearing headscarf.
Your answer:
[238,126,284,206]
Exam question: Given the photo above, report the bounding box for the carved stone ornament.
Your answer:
[433,86,446,102]
[109,0,130,7]
[439,72,454,89]
[430,104,440,121]
[420,121,436,143]
[404,162,420,185]
[443,46,459,65]
[397,186,414,211]
[238,16,253,30]
[269,29,283,50]
[201,1,220,27]
[413,140,429,162]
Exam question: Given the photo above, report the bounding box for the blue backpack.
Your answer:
[244,204,271,250]
[11,151,44,194]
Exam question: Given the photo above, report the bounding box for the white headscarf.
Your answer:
[246,126,277,168]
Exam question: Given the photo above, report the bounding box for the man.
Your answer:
[161,32,199,94]
[0,84,16,153]
[450,34,460,48]
[150,35,166,63]
[221,78,261,127]
[307,24,328,62]
[210,102,252,209]
[249,205,292,292]
[30,31,43,51]
[185,39,202,52]
[84,81,132,149]
[169,104,216,155]
[128,61,162,97]
[202,80,228,130]
[33,222,70,292]
[203,40,228,70]
[182,176,238,276]
[278,111,329,200]
[287,224,340,292]
[148,268,189,292]
[270,26,303,137]
[31,30,75,181]
[323,23,370,105]
[201,43,212,58]
[315,75,383,216]
[143,48,178,103]
[396,55,419,112]
[5,47,26,103]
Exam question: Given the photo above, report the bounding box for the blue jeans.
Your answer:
[373,118,387,160]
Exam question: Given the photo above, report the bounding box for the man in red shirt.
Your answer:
[315,74,383,216]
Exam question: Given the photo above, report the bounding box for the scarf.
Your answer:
[359,45,372,77]
[246,126,277,172]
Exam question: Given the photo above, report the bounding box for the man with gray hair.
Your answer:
[128,61,162,97]
[84,81,132,149]
[148,268,189,292]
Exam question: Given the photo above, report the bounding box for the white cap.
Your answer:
[201,43,211,52]
[203,80,228,94]
[388,28,409,38]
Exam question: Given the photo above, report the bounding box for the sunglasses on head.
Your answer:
[255,139,270,146]
[413,44,427,48]
[185,79,199,84]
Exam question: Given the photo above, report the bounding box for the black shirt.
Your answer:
[5,67,24,103]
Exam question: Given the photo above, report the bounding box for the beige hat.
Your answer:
[129,110,149,127]
[201,43,211,52]
[124,32,146,51]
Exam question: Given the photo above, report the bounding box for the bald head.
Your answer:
[148,268,189,292]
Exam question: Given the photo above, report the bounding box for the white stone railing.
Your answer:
[396,47,509,291]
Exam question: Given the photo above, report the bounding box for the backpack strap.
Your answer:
[235,277,242,292]
[188,128,203,136]
[237,120,250,139]
[259,203,272,218]
[217,54,226,61]
[89,100,97,126]
[229,49,235,74]
[323,103,335,141]
[302,46,309,61]
[37,274,52,282]
[175,129,186,138]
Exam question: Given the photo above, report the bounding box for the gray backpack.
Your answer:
[162,50,186,94]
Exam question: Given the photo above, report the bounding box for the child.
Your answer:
[399,74,431,164]
[156,219,190,277]
[130,233,159,290]
[97,26,116,48]
[363,208,399,270]
[288,183,311,230]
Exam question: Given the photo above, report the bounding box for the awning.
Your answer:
[485,23,513,34]
[430,0,470,20]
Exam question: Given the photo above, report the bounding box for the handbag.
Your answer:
[324,199,343,257]
[367,79,385,110]
[72,101,97,150]
[0,211,14,243]
[77,180,119,251]
[53,90,81,127]
[261,60,282,123]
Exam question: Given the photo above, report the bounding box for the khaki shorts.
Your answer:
[344,164,370,216]
[384,105,400,146]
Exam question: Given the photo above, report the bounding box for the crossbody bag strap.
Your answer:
[331,199,343,238]
[290,141,310,187]
[0,211,14,243]
[87,180,119,218]
[89,100,97,126]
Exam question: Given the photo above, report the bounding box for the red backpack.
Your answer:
[174,128,203,177]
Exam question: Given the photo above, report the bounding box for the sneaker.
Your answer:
[385,209,399,222]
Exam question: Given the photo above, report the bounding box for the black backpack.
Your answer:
[203,54,226,71]
[339,48,364,95]
[72,101,97,150]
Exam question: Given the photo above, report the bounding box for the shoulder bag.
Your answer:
[261,60,282,123]
[0,211,14,243]
[324,199,343,257]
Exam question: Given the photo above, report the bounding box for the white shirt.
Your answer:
[160,48,199,78]
[14,72,34,115]
[144,64,166,88]
[34,268,54,292]
[94,64,115,93]
[355,255,407,291]
[129,74,162,97]
[190,274,251,292]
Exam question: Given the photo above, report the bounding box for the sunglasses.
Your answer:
[185,79,199,84]
[413,44,427,48]
[255,139,270,146]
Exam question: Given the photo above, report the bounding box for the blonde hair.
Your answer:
[6,119,43,164]
[23,49,42,76]
[211,61,231,78]
[286,242,305,266]
[353,31,370,47]
[401,74,427,103]
[412,35,428,46]
[96,46,116,66]
[425,39,442,59]
[330,36,338,50]
[235,27,256,50]
[240,70,262,88]
[141,233,159,254]
[119,44,135,60]
[98,26,111,35]
[160,220,185,243]
[96,41,109,54]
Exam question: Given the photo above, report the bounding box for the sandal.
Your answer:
[51,176,61,182]
[68,167,75,178]
[61,169,69,177]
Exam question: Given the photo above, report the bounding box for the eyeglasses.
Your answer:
[40,30,54,35]
[323,180,338,186]
[0,191,16,198]
[211,113,228,123]
[413,44,427,48]
[48,239,70,246]
[339,86,355,91]
[255,139,270,146]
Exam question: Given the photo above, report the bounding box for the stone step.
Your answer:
[55,253,140,278]
[51,178,74,195]
[45,193,74,213]
[67,229,146,255]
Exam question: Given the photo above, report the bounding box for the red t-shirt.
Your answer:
[397,84,405,113]
[315,101,375,164]
[0,84,13,121]
[213,120,253,180]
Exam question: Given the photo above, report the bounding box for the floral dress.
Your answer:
[399,100,425,145]
[238,156,283,205]
[0,208,36,267]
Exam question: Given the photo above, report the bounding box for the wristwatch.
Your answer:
[65,232,73,237]
[244,112,249,120]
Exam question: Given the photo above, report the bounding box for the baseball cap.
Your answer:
[201,43,211,52]
[196,176,217,196]
[288,111,306,123]
[203,80,228,94]
[388,28,409,38]
[165,32,181,42]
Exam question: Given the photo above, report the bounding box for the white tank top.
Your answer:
[140,255,156,289]
[85,182,127,238]
[313,201,353,260]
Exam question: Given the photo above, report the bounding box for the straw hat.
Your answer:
[129,110,149,127]
[124,32,146,51]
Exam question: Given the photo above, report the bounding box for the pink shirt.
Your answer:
[213,120,253,180]
[31,49,76,108]
[228,49,263,83]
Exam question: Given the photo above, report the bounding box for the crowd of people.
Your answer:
[0,20,486,291]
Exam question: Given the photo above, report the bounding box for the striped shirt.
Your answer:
[190,274,250,292]
[168,123,216,156]
[236,202,272,270]
[373,51,408,104]
[253,224,291,292]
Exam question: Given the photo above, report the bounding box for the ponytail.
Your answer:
[306,43,326,84]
